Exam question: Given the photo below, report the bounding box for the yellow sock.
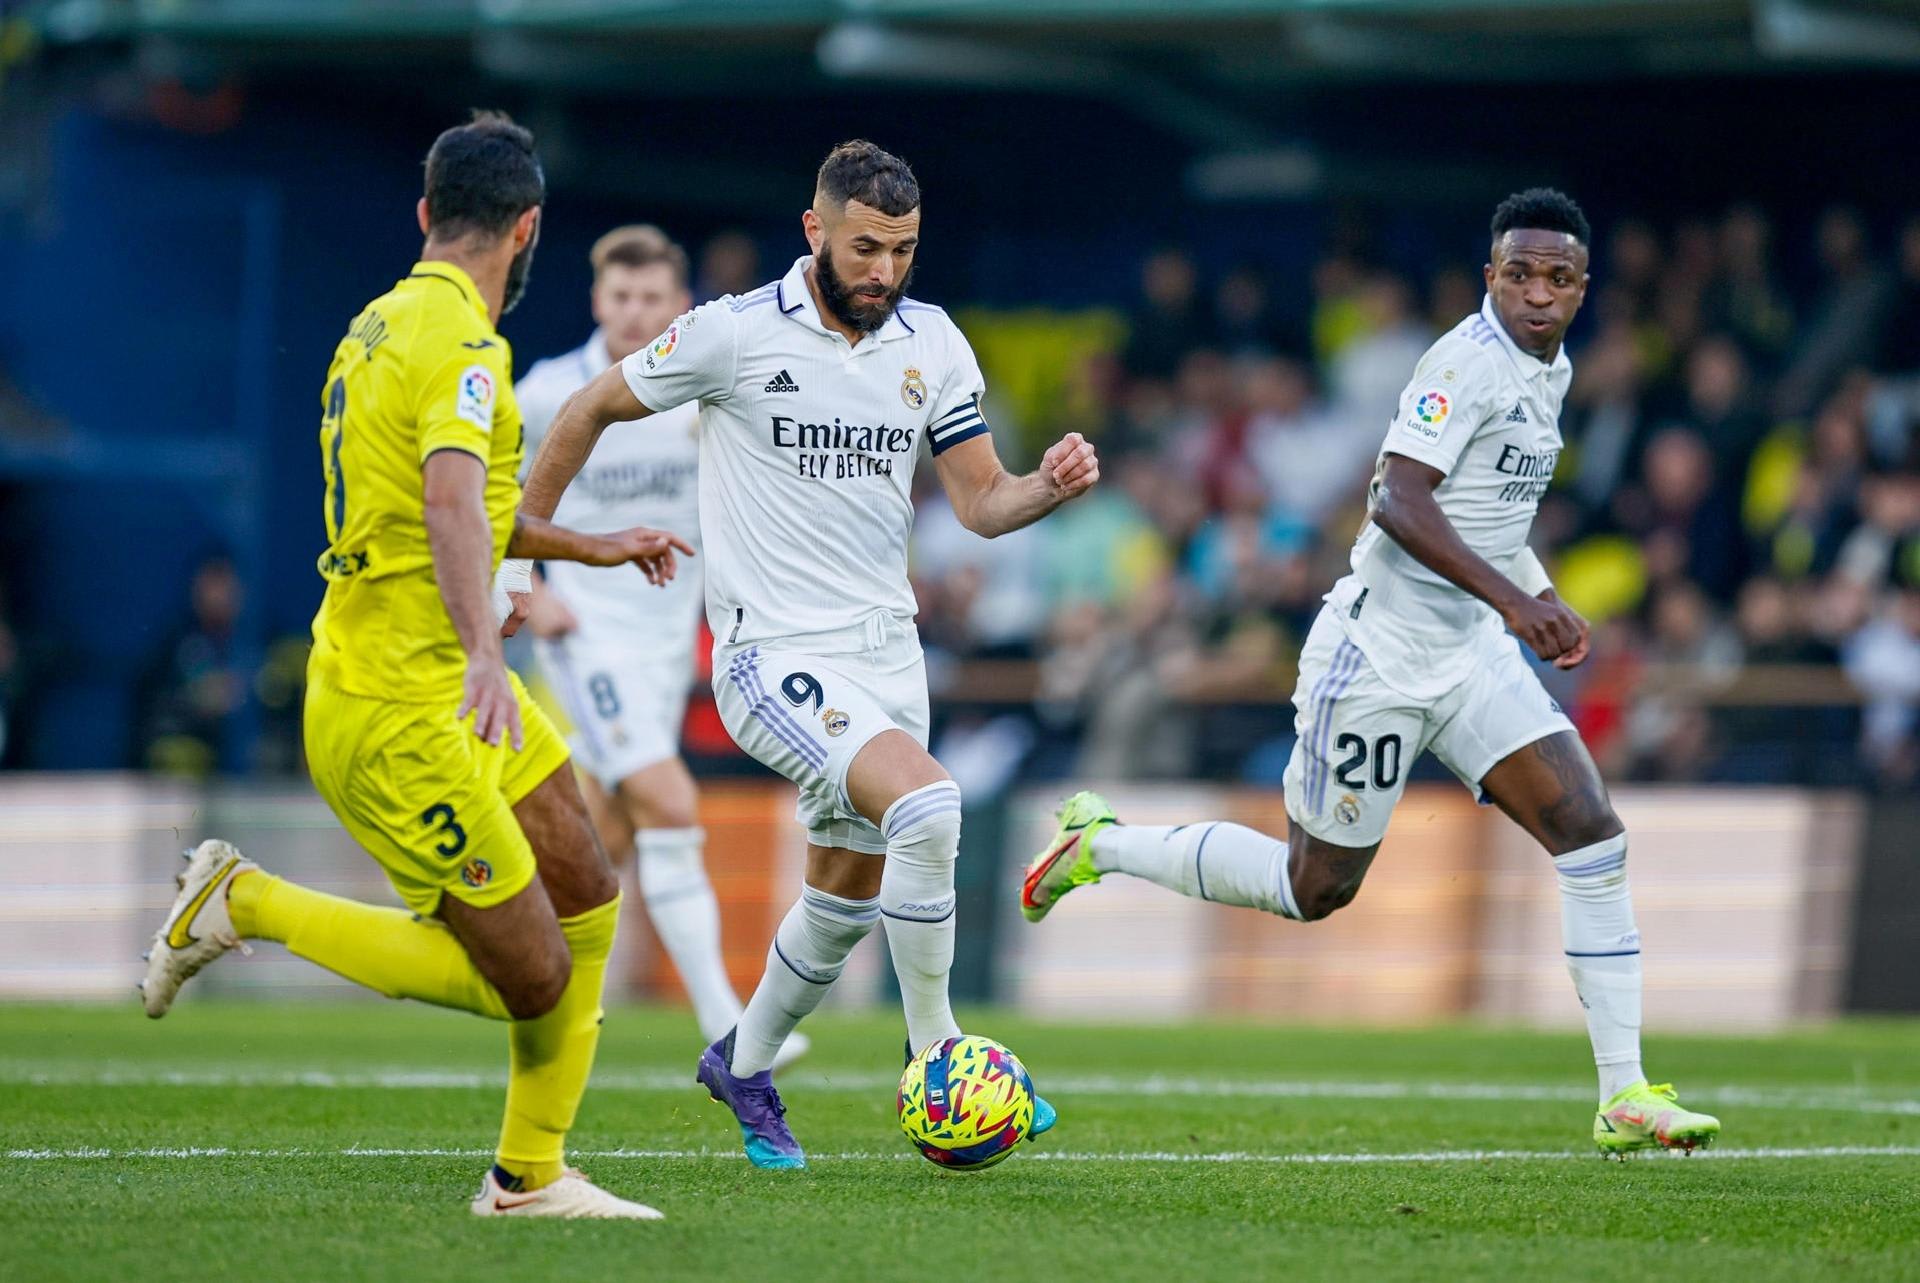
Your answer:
[495,894,619,1191]
[228,871,510,1020]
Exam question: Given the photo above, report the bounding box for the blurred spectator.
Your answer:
[1704,205,1794,370]
[1842,539,1920,787]
[136,554,253,777]
[1876,216,1920,375]
[1246,357,1366,529]
[1326,273,1432,439]
[1621,428,1748,604]
[1120,248,1209,378]
[695,230,761,301]
[1774,207,1895,419]
[1212,263,1298,359]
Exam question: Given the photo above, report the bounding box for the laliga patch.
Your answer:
[455,365,495,431]
[1403,389,1450,442]
[642,322,680,372]
[900,366,927,410]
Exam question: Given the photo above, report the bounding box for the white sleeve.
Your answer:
[926,327,989,457]
[1378,346,1495,477]
[1509,546,1553,596]
[621,301,739,413]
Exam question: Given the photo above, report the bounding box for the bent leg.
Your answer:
[618,758,745,1042]
[728,842,881,1076]
[1478,730,1643,1101]
[466,755,622,1192]
[849,730,963,1056]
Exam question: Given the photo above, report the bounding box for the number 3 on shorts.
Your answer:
[420,803,467,857]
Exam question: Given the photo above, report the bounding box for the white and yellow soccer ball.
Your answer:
[896,1034,1035,1171]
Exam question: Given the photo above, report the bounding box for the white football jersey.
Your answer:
[619,256,989,649]
[1326,295,1572,701]
[518,329,702,633]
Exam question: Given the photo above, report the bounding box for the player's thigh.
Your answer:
[618,756,700,832]
[1282,619,1426,851]
[535,632,686,796]
[805,842,885,901]
[846,730,949,829]
[1424,638,1615,853]
[437,875,570,1020]
[304,678,541,921]
[511,758,620,919]
[715,644,914,857]
[1284,816,1384,922]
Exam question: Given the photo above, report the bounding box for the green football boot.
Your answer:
[1020,790,1117,923]
[1594,1081,1721,1157]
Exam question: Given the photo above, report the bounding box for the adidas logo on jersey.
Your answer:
[765,369,800,393]
[1505,402,1529,424]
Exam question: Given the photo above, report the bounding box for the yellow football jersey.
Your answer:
[309,260,523,703]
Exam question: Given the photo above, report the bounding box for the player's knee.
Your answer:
[1552,802,1625,854]
[1289,848,1367,922]
[882,780,963,868]
[502,948,572,1020]
[1293,877,1360,922]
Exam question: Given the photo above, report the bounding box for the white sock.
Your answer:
[879,781,965,1057]
[1554,834,1645,1102]
[1090,822,1300,919]
[730,885,879,1076]
[636,827,743,1042]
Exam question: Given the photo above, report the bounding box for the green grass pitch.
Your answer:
[3,1002,1918,1281]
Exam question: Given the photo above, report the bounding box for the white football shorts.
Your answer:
[713,611,929,855]
[535,609,698,791]
[1283,604,1574,847]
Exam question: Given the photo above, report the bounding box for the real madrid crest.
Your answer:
[822,708,850,737]
[901,367,927,410]
[1334,794,1362,826]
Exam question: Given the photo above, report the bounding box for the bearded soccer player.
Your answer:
[521,140,1096,1168]
[139,113,693,1217]
[1024,189,1721,1157]
[516,226,806,1069]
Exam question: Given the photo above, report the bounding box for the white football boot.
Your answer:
[139,839,257,1018]
[471,1168,664,1220]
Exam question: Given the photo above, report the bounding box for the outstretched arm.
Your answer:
[933,431,1100,539]
[1371,453,1587,667]
[520,364,653,522]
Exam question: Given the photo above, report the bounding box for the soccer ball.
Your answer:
[896,1034,1036,1170]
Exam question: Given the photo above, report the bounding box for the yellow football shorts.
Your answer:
[304,669,571,916]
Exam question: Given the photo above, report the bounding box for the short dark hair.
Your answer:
[1491,187,1590,248]
[589,224,690,287]
[423,110,545,243]
[815,140,920,217]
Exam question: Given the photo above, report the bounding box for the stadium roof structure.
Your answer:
[26,1,1920,79]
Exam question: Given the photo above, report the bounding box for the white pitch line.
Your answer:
[5,1144,1918,1165]
[7,1065,1920,1116]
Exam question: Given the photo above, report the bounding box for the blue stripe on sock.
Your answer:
[1193,822,1219,901]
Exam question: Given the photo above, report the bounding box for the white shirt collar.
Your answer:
[582,327,613,375]
[1479,294,1572,384]
[777,255,917,346]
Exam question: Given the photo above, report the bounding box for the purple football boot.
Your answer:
[697,1030,807,1170]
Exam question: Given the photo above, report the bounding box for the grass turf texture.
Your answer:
[3,1003,1917,1282]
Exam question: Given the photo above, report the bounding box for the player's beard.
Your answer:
[816,244,913,334]
[502,239,537,315]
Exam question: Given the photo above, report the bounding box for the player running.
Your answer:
[521,140,1096,1169]
[516,225,806,1070]
[139,112,693,1217]
[1023,189,1721,1158]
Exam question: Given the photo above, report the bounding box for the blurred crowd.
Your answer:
[912,207,1920,789]
[15,207,1911,787]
